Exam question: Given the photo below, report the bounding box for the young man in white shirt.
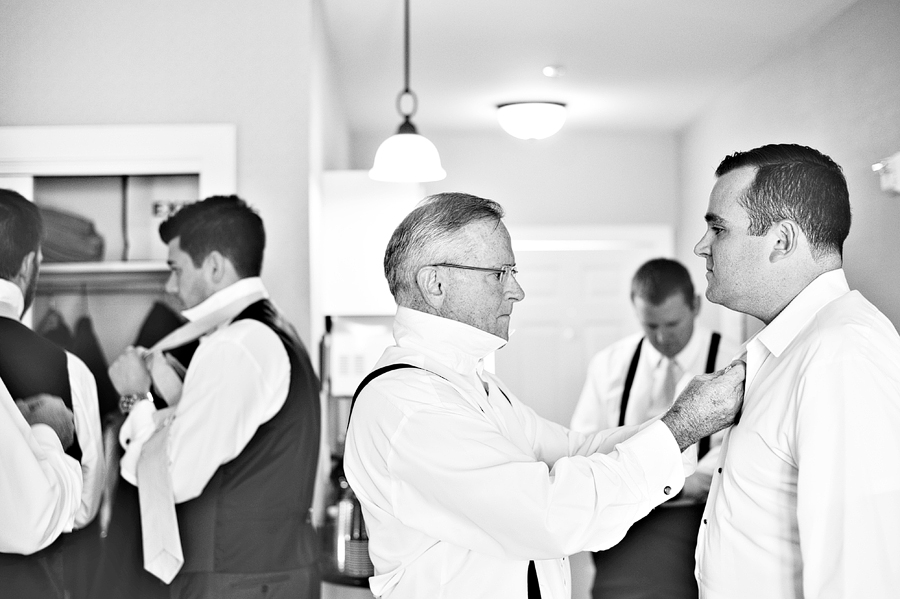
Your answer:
[104,196,321,599]
[344,192,746,599]
[0,188,103,599]
[571,258,738,599]
[693,143,900,598]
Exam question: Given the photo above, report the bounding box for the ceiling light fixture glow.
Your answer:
[496,102,567,140]
[542,65,565,78]
[369,0,446,182]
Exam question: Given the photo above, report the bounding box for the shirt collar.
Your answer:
[181,277,269,323]
[393,306,507,376]
[641,324,706,369]
[0,279,25,321]
[751,268,850,359]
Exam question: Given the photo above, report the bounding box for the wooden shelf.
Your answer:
[37,261,169,294]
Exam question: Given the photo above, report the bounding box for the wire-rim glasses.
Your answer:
[431,262,519,285]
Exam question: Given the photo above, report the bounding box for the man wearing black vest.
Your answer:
[106,195,321,598]
[570,258,738,599]
[0,188,104,599]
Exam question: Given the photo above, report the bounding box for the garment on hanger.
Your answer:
[36,303,74,350]
[71,315,120,418]
[134,301,198,383]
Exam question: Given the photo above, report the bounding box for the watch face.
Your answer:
[119,392,151,415]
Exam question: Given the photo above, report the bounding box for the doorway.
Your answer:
[496,224,674,426]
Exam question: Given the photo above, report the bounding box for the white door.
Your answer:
[496,225,673,427]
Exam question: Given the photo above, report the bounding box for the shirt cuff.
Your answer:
[31,423,66,453]
[118,400,158,486]
[628,420,688,505]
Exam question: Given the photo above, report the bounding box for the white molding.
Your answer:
[0,124,236,197]
[508,224,674,253]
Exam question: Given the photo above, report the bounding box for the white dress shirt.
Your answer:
[697,269,900,598]
[571,324,739,480]
[0,376,83,554]
[344,307,690,599]
[0,280,103,531]
[119,277,290,503]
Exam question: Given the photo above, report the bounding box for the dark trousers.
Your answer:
[1,545,65,599]
[591,504,703,599]
[169,564,321,599]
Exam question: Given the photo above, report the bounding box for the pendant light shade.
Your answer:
[370,119,446,182]
[369,0,446,182]
[497,102,567,140]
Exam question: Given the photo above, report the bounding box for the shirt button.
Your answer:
[718,468,722,473]
[663,486,672,495]
[703,519,708,524]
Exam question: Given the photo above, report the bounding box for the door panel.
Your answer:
[496,226,673,426]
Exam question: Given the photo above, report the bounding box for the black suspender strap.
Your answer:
[705,332,721,374]
[697,332,722,459]
[527,559,541,599]
[349,362,541,596]
[349,363,422,424]
[618,338,645,427]
[618,334,721,458]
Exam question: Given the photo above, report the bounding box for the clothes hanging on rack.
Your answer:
[36,303,75,350]
[36,298,119,419]
[134,301,198,374]
[71,315,120,418]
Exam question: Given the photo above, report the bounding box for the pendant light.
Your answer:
[369,0,446,182]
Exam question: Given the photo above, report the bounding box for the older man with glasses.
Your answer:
[343,192,746,599]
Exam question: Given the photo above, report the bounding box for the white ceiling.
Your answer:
[321,0,860,136]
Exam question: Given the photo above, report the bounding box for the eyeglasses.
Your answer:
[432,262,519,285]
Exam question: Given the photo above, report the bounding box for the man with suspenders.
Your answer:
[344,194,745,599]
[570,258,738,599]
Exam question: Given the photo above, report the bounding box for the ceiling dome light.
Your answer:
[496,102,567,140]
[542,65,566,78]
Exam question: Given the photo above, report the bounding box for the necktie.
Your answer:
[651,358,681,418]
[135,288,266,583]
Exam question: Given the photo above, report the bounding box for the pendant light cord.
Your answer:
[396,0,417,122]
[403,0,410,94]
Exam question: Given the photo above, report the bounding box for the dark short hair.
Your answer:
[159,195,265,278]
[716,144,851,257]
[384,192,505,302]
[631,258,695,305]
[0,189,43,280]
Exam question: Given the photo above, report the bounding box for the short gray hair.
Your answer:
[384,192,505,305]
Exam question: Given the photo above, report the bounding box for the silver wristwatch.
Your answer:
[119,391,153,415]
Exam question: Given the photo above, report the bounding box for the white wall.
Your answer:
[0,0,317,343]
[352,128,681,228]
[678,0,900,333]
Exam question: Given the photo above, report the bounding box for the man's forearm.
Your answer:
[661,361,745,452]
[660,404,701,452]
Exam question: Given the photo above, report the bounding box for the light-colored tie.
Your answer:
[137,407,181,583]
[652,358,681,417]
[134,288,266,583]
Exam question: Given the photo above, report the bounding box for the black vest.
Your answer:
[175,299,322,574]
[0,316,78,599]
